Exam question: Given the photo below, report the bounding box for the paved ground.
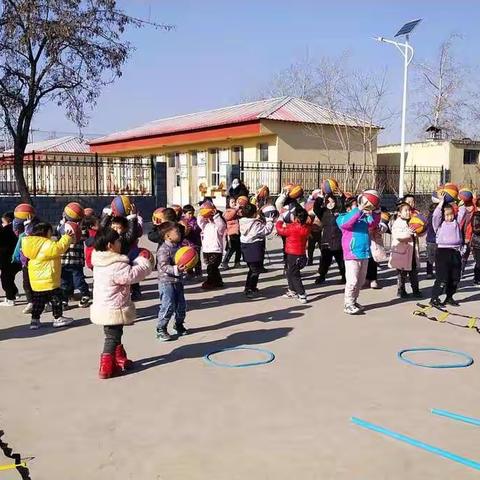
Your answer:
[1,236,480,479]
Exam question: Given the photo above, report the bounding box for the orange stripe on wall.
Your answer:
[90,121,262,154]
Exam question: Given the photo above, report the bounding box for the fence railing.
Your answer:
[0,152,155,196]
[240,161,448,196]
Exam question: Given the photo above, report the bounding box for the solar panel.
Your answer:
[394,19,422,37]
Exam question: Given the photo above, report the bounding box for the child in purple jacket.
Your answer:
[182,205,202,277]
[430,194,466,307]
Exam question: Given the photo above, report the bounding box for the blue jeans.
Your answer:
[157,282,186,329]
[61,265,90,300]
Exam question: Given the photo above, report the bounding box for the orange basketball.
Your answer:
[171,204,183,218]
[257,185,270,199]
[14,203,35,221]
[199,201,215,218]
[288,185,304,199]
[236,196,249,207]
[174,246,199,270]
[63,221,82,243]
[152,207,165,224]
[64,202,84,221]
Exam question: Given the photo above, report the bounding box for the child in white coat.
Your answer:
[91,228,153,379]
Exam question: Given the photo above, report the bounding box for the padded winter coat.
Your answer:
[223,208,240,236]
[90,250,153,326]
[388,218,419,271]
[22,234,72,291]
[275,221,311,256]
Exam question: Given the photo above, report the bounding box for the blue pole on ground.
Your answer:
[431,409,480,427]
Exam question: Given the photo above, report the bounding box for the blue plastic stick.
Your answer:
[432,409,480,427]
[351,417,480,472]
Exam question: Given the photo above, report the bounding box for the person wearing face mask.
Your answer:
[430,193,467,307]
[313,194,346,285]
[389,203,422,299]
[227,178,249,207]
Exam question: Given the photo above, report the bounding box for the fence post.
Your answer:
[441,166,444,184]
[240,156,244,182]
[317,161,321,188]
[413,164,417,196]
[32,150,37,197]
[278,160,283,194]
[95,152,100,196]
[150,155,156,196]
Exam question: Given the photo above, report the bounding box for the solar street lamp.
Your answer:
[375,19,422,198]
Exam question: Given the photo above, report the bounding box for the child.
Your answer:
[240,203,275,298]
[221,198,242,270]
[313,194,346,285]
[182,204,202,277]
[471,198,480,284]
[57,217,90,308]
[22,222,75,329]
[155,222,187,341]
[276,207,311,303]
[198,206,226,290]
[425,203,437,279]
[337,196,380,315]
[90,228,153,379]
[148,207,186,246]
[83,215,100,270]
[389,203,421,299]
[430,194,467,306]
[0,212,21,306]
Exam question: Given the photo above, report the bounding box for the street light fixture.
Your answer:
[375,19,422,198]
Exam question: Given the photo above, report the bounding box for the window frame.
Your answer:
[231,145,244,165]
[463,149,479,165]
[257,143,269,162]
[209,148,220,186]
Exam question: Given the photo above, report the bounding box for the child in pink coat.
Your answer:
[91,228,153,379]
[221,197,242,269]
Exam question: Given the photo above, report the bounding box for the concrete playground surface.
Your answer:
[1,236,480,479]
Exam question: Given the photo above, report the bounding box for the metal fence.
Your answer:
[0,152,155,196]
[240,161,448,196]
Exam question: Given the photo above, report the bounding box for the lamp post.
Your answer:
[375,19,422,198]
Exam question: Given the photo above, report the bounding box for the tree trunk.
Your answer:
[13,146,32,204]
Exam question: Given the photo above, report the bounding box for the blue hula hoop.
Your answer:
[397,347,474,369]
[204,346,275,368]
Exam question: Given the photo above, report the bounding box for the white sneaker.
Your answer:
[370,280,381,289]
[355,302,365,312]
[298,295,308,304]
[22,303,33,314]
[0,299,15,307]
[344,304,361,315]
[282,290,297,299]
[53,316,74,328]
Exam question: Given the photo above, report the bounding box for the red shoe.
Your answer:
[99,353,116,379]
[114,344,133,371]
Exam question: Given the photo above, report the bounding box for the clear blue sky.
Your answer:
[33,0,480,144]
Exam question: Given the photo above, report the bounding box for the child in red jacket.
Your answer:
[276,207,311,303]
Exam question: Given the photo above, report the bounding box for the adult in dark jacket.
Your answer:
[313,194,346,284]
[0,212,21,306]
[226,178,249,206]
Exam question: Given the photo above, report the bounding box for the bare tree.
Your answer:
[0,0,172,203]
[413,34,471,139]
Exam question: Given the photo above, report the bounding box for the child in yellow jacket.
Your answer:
[22,222,74,329]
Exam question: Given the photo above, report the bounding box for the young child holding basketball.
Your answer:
[155,222,187,341]
[275,207,311,303]
[389,202,422,299]
[221,197,242,270]
[90,228,153,379]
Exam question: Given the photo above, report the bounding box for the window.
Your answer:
[190,150,198,167]
[463,149,479,165]
[258,143,269,162]
[231,146,243,165]
[209,148,220,186]
[167,152,180,168]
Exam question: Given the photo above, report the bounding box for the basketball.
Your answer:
[84,207,95,218]
[257,185,270,199]
[137,248,155,269]
[171,204,183,218]
[459,188,473,204]
[288,185,304,200]
[381,211,391,224]
[322,178,339,195]
[409,213,427,235]
[361,189,380,209]
[199,201,215,218]
[14,203,35,221]
[431,189,441,204]
[236,196,249,207]
[280,204,296,223]
[63,221,82,243]
[111,195,132,217]
[310,189,322,201]
[261,205,278,219]
[174,246,199,270]
[152,207,165,224]
[64,202,84,222]
[438,183,458,203]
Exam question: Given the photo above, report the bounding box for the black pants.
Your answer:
[366,257,378,281]
[318,248,345,281]
[0,262,21,300]
[103,325,123,354]
[286,254,306,296]
[397,268,419,293]
[245,262,263,292]
[204,252,223,286]
[473,248,480,282]
[307,238,321,264]
[431,248,462,300]
[223,234,241,265]
[32,288,63,320]
[23,266,33,303]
